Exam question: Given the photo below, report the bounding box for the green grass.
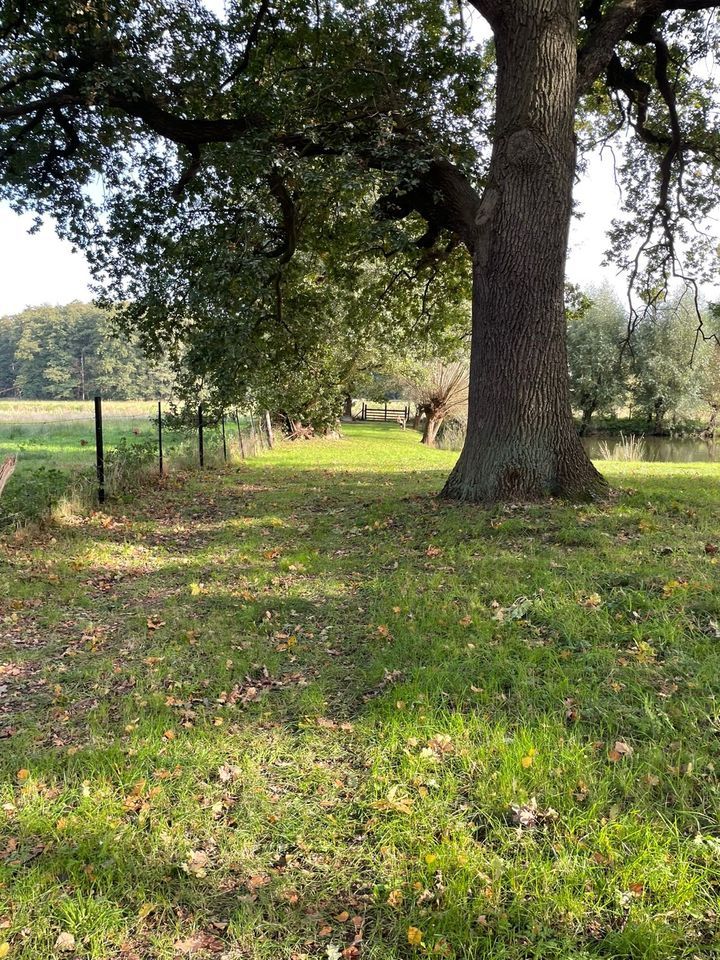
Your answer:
[1,424,719,959]
[0,400,212,474]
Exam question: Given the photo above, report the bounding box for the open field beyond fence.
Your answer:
[0,401,255,526]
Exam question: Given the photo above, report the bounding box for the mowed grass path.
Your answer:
[1,425,719,959]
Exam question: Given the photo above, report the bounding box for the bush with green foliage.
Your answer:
[0,465,70,527]
[630,295,719,432]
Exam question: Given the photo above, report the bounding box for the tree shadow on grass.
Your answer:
[2,459,719,958]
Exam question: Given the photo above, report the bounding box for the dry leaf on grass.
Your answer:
[608,740,634,762]
[174,931,224,955]
[54,932,76,952]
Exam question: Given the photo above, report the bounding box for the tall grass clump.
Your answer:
[435,417,467,451]
[596,432,647,461]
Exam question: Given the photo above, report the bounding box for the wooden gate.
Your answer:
[359,403,410,422]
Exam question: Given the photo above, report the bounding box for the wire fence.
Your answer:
[0,398,274,523]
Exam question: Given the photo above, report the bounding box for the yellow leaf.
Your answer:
[0,943,9,958]
[387,889,403,907]
[16,769,29,782]
[407,926,423,947]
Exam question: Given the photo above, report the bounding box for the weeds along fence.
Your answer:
[0,398,272,527]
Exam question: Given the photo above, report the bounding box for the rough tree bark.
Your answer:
[443,0,607,502]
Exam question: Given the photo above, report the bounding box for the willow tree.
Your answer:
[401,360,470,446]
[1,0,719,500]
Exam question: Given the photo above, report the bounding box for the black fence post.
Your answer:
[384,401,388,422]
[94,395,105,504]
[198,403,204,468]
[221,412,227,462]
[157,400,164,475]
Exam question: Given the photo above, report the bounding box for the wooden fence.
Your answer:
[358,403,410,422]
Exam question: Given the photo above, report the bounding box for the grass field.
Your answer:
[0,400,160,470]
[1,424,719,959]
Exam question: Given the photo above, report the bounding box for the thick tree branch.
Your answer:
[172,144,202,199]
[465,0,503,30]
[219,0,272,91]
[265,169,297,264]
[374,158,481,253]
[577,0,720,96]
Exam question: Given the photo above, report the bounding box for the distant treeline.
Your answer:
[0,302,173,400]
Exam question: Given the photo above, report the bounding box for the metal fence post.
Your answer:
[221,412,227,462]
[94,395,105,504]
[384,401,388,421]
[234,411,246,458]
[263,410,274,449]
[198,403,204,468]
[157,400,164,475]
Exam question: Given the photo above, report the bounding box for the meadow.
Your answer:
[0,424,719,959]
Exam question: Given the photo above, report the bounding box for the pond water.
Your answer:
[582,435,719,463]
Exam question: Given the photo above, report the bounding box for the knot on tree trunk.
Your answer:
[505,129,539,168]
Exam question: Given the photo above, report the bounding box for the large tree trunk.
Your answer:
[442,1,606,503]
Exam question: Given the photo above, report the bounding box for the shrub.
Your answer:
[435,416,467,451]
[105,437,157,494]
[0,465,70,527]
